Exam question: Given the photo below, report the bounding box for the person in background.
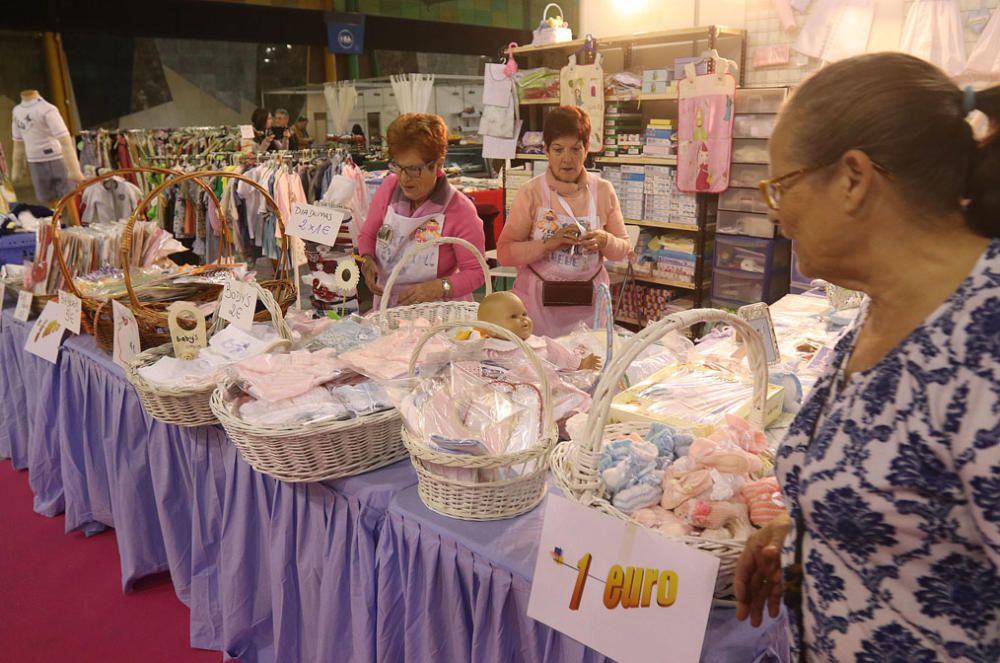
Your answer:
[351,123,366,150]
[358,113,485,308]
[250,107,277,152]
[272,108,296,150]
[734,53,1000,662]
[497,106,630,337]
[292,115,313,150]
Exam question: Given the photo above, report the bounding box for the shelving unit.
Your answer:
[624,219,699,232]
[594,155,677,166]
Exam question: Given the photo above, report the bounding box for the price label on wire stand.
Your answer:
[14,290,32,322]
[59,290,82,334]
[286,203,346,247]
[220,279,258,332]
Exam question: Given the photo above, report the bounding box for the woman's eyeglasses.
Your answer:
[388,159,436,178]
[758,159,891,211]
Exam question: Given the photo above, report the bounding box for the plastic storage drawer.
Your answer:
[712,268,767,304]
[719,187,769,214]
[729,163,769,189]
[734,88,787,114]
[731,139,770,164]
[712,236,791,304]
[717,210,775,239]
[733,114,777,139]
[0,232,36,267]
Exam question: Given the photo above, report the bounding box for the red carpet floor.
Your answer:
[0,461,223,663]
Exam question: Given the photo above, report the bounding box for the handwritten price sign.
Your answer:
[112,300,142,369]
[527,495,719,663]
[59,290,82,334]
[14,290,32,322]
[286,203,346,247]
[220,279,258,332]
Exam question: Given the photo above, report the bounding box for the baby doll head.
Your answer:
[477,292,533,341]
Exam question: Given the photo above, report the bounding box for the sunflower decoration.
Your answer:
[332,257,361,296]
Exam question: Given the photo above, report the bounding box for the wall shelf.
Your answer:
[624,219,699,232]
[595,155,677,166]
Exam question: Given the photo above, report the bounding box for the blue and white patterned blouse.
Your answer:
[776,239,1000,663]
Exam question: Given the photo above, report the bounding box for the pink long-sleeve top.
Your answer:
[497,169,631,266]
[358,174,486,298]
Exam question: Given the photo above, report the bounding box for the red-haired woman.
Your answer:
[358,113,486,307]
[498,106,631,336]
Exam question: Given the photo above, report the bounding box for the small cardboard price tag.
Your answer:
[168,301,208,360]
[24,300,67,364]
[239,124,255,139]
[14,290,32,322]
[527,495,719,663]
[112,300,142,369]
[59,290,82,334]
[286,203,346,247]
[220,279,258,332]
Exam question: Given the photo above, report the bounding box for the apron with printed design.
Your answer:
[514,173,609,337]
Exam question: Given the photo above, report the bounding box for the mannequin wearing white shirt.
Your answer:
[10,89,84,204]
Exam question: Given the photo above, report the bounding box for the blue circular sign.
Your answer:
[338,29,355,49]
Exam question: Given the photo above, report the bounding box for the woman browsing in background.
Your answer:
[497,106,630,337]
[357,113,486,307]
[734,53,1000,662]
[250,107,277,152]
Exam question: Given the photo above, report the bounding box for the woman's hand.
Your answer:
[581,229,610,254]
[543,226,582,253]
[360,255,383,296]
[734,514,792,627]
[397,279,445,306]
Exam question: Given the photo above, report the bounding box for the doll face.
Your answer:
[477,292,533,340]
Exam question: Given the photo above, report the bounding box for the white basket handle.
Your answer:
[583,309,769,456]
[542,3,564,22]
[378,235,493,319]
[207,281,293,342]
[407,319,556,442]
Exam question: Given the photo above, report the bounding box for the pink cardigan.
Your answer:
[497,170,631,266]
[358,174,487,298]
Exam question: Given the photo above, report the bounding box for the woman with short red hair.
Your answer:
[497,106,630,336]
[358,113,486,306]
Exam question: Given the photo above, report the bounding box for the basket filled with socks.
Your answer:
[550,309,779,597]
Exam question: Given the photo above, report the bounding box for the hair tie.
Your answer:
[963,85,977,114]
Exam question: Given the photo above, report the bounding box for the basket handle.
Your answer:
[406,319,556,441]
[206,280,293,342]
[49,167,223,300]
[582,308,769,456]
[542,3,564,21]
[378,235,492,321]
[122,170,293,315]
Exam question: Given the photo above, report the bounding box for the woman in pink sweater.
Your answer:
[498,106,631,336]
[358,113,486,307]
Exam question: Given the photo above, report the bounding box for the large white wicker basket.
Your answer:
[550,309,769,597]
[402,320,557,521]
[126,282,292,428]
[365,236,491,330]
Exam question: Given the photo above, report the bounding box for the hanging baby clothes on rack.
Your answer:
[793,0,875,63]
[80,175,143,224]
[964,8,1000,78]
[899,0,966,77]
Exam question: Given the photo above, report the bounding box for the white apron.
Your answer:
[373,185,453,308]
[513,172,609,337]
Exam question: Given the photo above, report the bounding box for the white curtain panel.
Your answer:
[391,74,436,114]
[324,81,358,136]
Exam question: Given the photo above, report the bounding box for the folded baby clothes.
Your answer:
[329,382,392,416]
[339,323,449,381]
[231,348,349,402]
[305,317,380,353]
[741,477,787,526]
[239,386,352,427]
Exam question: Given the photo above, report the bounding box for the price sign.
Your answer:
[24,300,66,364]
[112,300,142,369]
[59,290,82,334]
[14,290,33,322]
[527,495,720,663]
[239,124,255,139]
[220,279,258,332]
[286,203,346,247]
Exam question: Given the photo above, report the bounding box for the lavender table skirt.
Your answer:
[0,310,790,663]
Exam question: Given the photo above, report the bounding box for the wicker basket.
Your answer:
[125,282,292,428]
[549,308,770,597]
[47,167,223,343]
[120,170,297,350]
[365,236,492,331]
[401,320,558,521]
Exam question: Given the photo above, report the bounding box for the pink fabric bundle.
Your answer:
[741,477,787,526]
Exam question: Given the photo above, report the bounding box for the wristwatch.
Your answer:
[441,277,452,299]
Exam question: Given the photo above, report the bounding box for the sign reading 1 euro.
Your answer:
[287,203,346,247]
[527,495,720,663]
[326,12,365,55]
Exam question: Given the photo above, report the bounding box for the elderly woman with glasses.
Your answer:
[735,53,1000,663]
[358,113,485,307]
